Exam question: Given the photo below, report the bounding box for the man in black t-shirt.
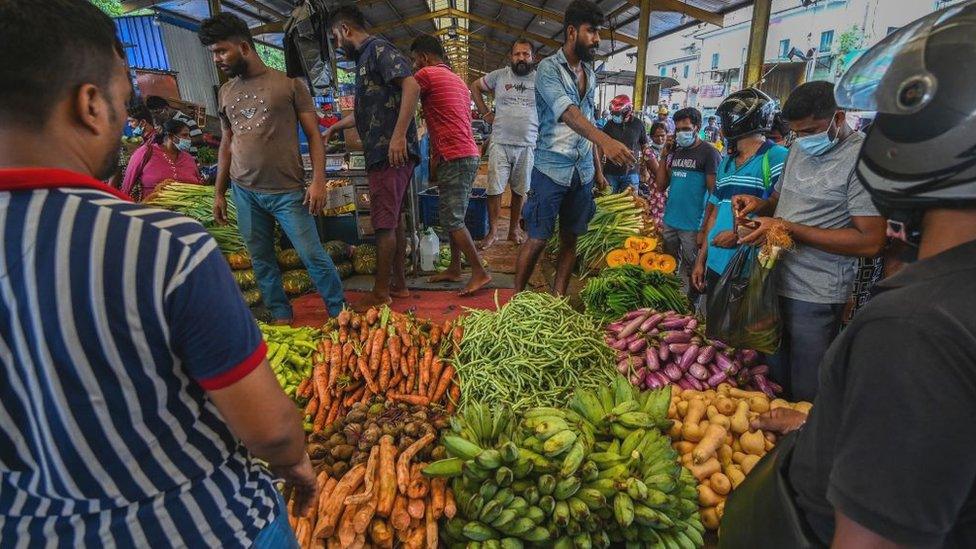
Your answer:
[721,7,976,546]
[597,94,646,193]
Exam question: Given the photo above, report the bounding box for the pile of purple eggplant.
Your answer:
[605,308,782,397]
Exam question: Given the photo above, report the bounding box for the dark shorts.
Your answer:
[368,161,415,230]
[437,156,480,231]
[522,168,596,241]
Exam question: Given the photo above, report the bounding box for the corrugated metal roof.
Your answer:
[116,15,170,70]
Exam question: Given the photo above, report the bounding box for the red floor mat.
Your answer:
[292,288,515,327]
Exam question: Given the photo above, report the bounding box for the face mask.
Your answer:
[132,126,144,137]
[176,138,192,152]
[610,115,623,124]
[650,142,664,151]
[676,130,696,148]
[795,115,839,156]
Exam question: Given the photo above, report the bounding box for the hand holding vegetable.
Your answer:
[711,230,739,248]
[273,453,318,517]
[738,217,789,246]
[750,407,807,435]
[732,194,768,218]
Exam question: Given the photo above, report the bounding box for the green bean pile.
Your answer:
[453,292,617,411]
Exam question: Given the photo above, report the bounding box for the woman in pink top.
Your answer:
[122,119,202,200]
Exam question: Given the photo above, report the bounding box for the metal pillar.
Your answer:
[744,0,772,89]
[632,0,652,111]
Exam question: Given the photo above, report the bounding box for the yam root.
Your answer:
[697,483,723,507]
[391,494,411,531]
[443,488,457,519]
[407,498,425,520]
[739,431,766,456]
[370,519,394,549]
[396,434,435,494]
[316,463,366,539]
[375,436,397,518]
[701,506,721,530]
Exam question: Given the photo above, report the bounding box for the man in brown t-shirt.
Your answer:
[199,13,344,321]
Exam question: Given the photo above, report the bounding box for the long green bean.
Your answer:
[453,292,616,411]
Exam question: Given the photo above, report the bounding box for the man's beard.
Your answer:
[511,60,532,76]
[339,39,358,61]
[224,58,248,78]
[574,38,597,63]
[96,103,124,181]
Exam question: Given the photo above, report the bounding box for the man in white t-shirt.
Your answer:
[471,39,539,249]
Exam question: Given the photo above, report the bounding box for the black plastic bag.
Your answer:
[705,245,781,354]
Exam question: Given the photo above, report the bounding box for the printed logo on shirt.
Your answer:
[671,158,701,170]
[504,82,529,93]
[226,91,269,134]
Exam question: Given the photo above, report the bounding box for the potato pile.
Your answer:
[666,384,812,530]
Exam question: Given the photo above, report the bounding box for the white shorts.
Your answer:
[486,142,534,197]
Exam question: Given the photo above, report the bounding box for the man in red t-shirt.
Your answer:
[410,35,491,296]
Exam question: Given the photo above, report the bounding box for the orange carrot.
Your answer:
[344,385,366,408]
[369,328,386,373]
[427,358,444,399]
[314,362,330,407]
[339,326,349,344]
[313,401,328,432]
[429,325,442,347]
[296,378,312,399]
[325,400,341,426]
[443,488,457,519]
[405,367,416,396]
[388,371,403,391]
[419,347,433,396]
[337,309,351,327]
[342,342,355,367]
[379,348,392,392]
[430,478,446,519]
[389,393,430,407]
[430,364,455,404]
[388,331,401,375]
[365,307,379,326]
[303,395,319,418]
[357,356,379,394]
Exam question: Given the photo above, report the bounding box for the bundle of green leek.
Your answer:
[144,181,245,253]
[547,188,651,275]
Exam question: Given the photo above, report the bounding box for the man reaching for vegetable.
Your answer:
[0,1,314,546]
[732,81,886,402]
[513,0,636,295]
[722,7,976,546]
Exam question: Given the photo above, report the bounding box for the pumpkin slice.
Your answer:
[655,254,678,274]
[639,252,659,272]
[606,249,632,268]
[625,236,650,253]
[641,236,659,252]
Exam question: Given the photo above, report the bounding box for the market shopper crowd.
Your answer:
[2,0,976,547]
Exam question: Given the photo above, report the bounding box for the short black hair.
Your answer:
[649,122,667,135]
[770,112,791,137]
[330,5,367,31]
[0,0,123,127]
[511,38,535,55]
[145,96,170,110]
[707,115,717,122]
[128,104,155,126]
[564,0,605,34]
[162,118,190,136]
[198,12,254,47]
[673,107,702,128]
[782,80,837,121]
[410,34,445,58]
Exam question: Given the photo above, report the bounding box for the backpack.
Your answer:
[283,0,335,96]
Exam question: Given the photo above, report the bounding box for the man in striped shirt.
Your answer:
[0,1,314,546]
[410,35,492,296]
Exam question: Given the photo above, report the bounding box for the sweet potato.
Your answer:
[337,502,360,548]
[345,446,379,505]
[376,436,397,517]
[316,463,366,539]
[407,498,425,520]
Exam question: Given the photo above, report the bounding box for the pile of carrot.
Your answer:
[288,431,456,548]
[295,307,462,432]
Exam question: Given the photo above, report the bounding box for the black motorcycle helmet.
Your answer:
[715,88,777,142]
[835,0,976,242]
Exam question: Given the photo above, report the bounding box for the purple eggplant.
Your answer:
[707,371,729,387]
[729,360,742,375]
[687,318,699,330]
[606,321,624,334]
[618,312,651,339]
[696,345,716,365]
[769,380,784,394]
[615,350,630,362]
[629,372,643,386]
[688,363,709,381]
[739,349,759,366]
[645,347,660,371]
[707,362,723,377]
[628,337,647,353]
[659,345,670,362]
[669,343,690,354]
[660,317,689,330]
[749,364,770,376]
[646,328,660,338]
[679,344,701,372]
[655,372,672,386]
[662,331,692,344]
[686,376,705,391]
[676,378,695,390]
[644,373,663,390]
[663,364,683,381]
[639,313,665,333]
[616,358,632,375]
[753,375,775,398]
[622,308,652,321]
[611,338,630,351]
[714,352,734,372]
[712,339,729,350]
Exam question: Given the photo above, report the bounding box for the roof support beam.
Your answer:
[251,21,284,34]
[624,0,724,27]
[632,0,652,111]
[492,0,637,46]
[744,0,772,87]
[373,8,562,49]
[371,8,452,34]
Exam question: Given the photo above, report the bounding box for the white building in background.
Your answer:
[606,0,962,115]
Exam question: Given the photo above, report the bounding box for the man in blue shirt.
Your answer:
[514,0,635,295]
[692,89,788,294]
[655,107,720,298]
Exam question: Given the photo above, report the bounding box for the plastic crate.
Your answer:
[418,187,489,240]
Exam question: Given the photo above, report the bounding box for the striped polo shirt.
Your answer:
[0,168,278,546]
[414,64,480,162]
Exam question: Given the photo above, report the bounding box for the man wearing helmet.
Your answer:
[597,94,648,193]
[691,88,789,295]
[733,81,887,402]
[721,4,976,546]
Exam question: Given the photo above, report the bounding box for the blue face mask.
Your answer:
[795,115,839,156]
[176,137,192,152]
[131,126,144,137]
[610,115,624,124]
[675,130,696,148]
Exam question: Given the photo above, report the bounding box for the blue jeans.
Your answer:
[767,297,845,402]
[233,184,345,319]
[606,172,639,193]
[252,492,299,549]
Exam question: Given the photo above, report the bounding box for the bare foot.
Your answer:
[390,287,411,299]
[459,272,492,297]
[428,270,463,283]
[271,318,293,326]
[507,229,527,245]
[478,232,498,250]
[351,293,392,312]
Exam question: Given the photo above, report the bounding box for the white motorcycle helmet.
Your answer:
[835,0,976,242]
